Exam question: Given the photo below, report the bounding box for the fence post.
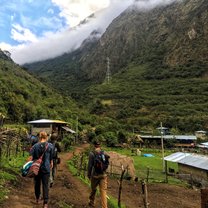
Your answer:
[201,188,208,208]
[165,160,168,183]
[146,167,150,182]
[141,180,149,208]
[110,161,113,176]
[118,165,126,208]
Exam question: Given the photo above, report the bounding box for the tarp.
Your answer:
[143,154,154,157]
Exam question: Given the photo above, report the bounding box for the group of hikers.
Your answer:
[28,130,110,208]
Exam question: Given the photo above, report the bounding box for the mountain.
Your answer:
[0,49,78,123]
[25,0,208,133]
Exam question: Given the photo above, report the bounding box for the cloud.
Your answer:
[10,0,133,64]
[5,0,181,64]
[51,0,111,27]
[134,0,181,10]
[11,24,38,43]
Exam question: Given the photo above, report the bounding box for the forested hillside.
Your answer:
[25,0,208,133]
[0,49,78,123]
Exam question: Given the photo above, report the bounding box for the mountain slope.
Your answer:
[0,49,78,123]
[25,0,208,132]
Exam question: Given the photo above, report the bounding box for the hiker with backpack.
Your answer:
[49,133,61,187]
[87,141,110,208]
[30,131,53,208]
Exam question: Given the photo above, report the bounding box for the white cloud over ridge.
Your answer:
[7,0,180,64]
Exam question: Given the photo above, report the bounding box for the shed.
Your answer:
[164,152,208,187]
[27,119,75,140]
[195,130,207,140]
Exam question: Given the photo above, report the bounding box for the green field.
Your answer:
[105,147,186,185]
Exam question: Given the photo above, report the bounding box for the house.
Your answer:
[164,152,208,187]
[195,130,207,140]
[27,119,75,140]
[140,135,197,147]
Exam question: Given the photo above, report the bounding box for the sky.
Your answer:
[0,0,179,64]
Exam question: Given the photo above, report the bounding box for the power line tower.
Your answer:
[105,57,111,84]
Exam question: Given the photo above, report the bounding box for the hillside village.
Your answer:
[0,0,208,207]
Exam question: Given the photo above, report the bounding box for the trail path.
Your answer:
[2,143,201,208]
[3,144,91,208]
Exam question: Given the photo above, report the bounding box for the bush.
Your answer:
[103,132,118,147]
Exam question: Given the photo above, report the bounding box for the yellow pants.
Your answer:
[89,176,108,208]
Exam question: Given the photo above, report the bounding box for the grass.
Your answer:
[105,147,187,185]
[0,151,30,204]
[0,169,16,204]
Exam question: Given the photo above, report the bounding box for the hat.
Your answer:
[93,141,101,146]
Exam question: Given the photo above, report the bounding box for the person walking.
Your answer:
[49,133,61,187]
[30,131,53,208]
[87,141,110,208]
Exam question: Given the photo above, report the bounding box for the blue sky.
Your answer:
[0,0,177,64]
[0,0,67,45]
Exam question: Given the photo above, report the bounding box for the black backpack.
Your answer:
[93,150,109,174]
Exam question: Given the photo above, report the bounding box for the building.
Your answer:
[27,119,75,140]
[140,135,197,147]
[164,152,208,187]
[195,130,207,140]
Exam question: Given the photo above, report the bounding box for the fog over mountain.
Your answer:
[11,0,181,64]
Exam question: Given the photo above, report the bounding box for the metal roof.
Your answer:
[196,142,208,149]
[61,126,76,133]
[27,119,67,124]
[195,130,207,134]
[164,152,208,171]
[164,152,191,162]
[140,135,197,140]
[201,142,208,146]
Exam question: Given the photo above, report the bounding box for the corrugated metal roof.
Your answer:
[140,135,197,140]
[164,152,208,171]
[164,152,191,162]
[27,119,67,124]
[201,142,208,146]
[174,135,197,140]
[179,154,208,170]
[196,142,208,149]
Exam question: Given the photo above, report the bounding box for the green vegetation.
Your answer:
[0,152,29,204]
[0,54,80,123]
[106,147,187,186]
[87,64,208,133]
[24,0,208,134]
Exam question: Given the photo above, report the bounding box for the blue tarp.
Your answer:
[143,154,154,157]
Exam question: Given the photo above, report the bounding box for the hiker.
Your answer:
[49,133,61,187]
[87,141,110,208]
[30,131,53,208]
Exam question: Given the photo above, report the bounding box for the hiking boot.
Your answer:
[31,197,42,204]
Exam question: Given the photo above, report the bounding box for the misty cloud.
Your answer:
[134,0,181,10]
[10,0,181,64]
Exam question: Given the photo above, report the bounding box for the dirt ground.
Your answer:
[2,144,201,208]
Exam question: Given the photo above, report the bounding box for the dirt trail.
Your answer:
[2,144,91,208]
[2,144,201,208]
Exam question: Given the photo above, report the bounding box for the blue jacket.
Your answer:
[30,142,53,174]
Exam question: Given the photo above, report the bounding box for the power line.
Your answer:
[105,57,111,84]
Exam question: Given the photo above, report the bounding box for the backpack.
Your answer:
[93,151,109,174]
[21,161,33,177]
[53,146,58,159]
